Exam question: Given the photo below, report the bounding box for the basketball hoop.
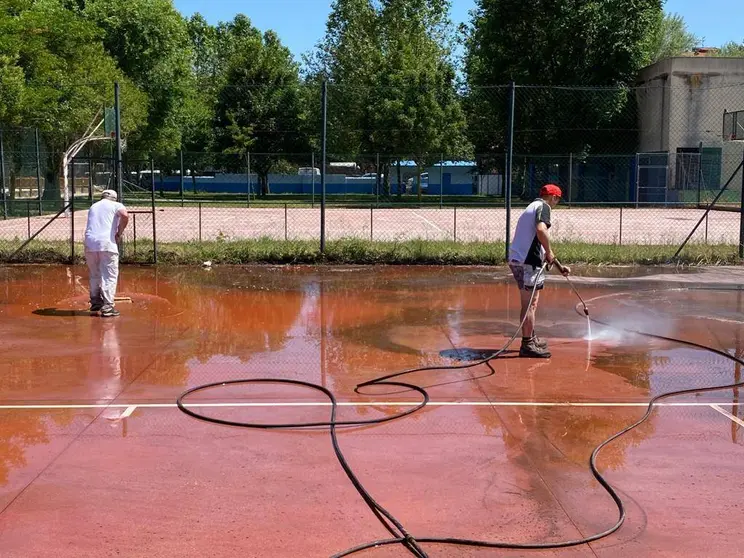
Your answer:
[61,110,113,217]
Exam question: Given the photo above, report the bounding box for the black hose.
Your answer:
[176,277,744,557]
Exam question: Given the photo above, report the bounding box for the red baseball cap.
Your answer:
[540,184,562,198]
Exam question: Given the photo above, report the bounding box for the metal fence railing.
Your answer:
[2,80,744,262]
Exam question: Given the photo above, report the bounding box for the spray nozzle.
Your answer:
[583,307,590,317]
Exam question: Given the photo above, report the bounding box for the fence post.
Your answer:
[133,213,137,254]
[114,82,123,203]
[0,129,6,220]
[697,141,703,207]
[151,157,157,264]
[70,156,75,263]
[246,152,251,208]
[285,203,288,241]
[88,158,93,203]
[739,151,744,259]
[439,153,444,208]
[198,202,202,243]
[505,81,516,261]
[311,152,315,208]
[376,153,380,207]
[454,206,457,242]
[27,201,30,239]
[35,128,42,215]
[568,153,573,207]
[320,80,327,253]
[179,149,185,207]
[370,204,373,241]
[619,206,623,246]
[705,212,709,244]
[634,154,640,209]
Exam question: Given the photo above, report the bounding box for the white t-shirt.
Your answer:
[84,199,125,253]
[509,198,552,266]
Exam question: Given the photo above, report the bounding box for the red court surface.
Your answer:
[0,264,743,557]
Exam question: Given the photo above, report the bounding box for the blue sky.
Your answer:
[172,0,744,64]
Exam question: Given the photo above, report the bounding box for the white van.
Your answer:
[298,167,320,176]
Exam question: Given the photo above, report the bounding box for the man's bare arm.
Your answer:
[115,208,129,242]
[536,222,554,262]
[537,222,569,275]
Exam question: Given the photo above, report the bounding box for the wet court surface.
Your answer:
[0,264,743,557]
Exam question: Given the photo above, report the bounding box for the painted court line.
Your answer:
[709,404,744,428]
[119,405,137,419]
[412,210,445,233]
[0,401,741,410]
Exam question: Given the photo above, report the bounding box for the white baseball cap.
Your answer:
[101,189,118,200]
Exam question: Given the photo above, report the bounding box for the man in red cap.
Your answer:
[508,183,570,358]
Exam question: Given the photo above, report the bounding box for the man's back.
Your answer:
[509,198,552,266]
[85,198,125,253]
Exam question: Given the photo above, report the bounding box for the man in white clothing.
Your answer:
[84,190,129,317]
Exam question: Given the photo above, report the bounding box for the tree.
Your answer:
[715,41,744,57]
[304,0,380,156]
[368,0,469,197]
[646,12,701,63]
[181,13,219,152]
[214,28,308,195]
[308,0,470,197]
[0,0,146,199]
[84,0,192,155]
[463,0,663,157]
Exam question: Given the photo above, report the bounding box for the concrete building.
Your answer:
[636,56,744,201]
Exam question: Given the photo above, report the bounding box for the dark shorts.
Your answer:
[509,262,545,291]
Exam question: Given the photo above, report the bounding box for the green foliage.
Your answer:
[0,0,147,200]
[645,12,701,63]
[307,0,470,198]
[213,27,308,194]
[465,0,663,86]
[369,0,470,162]
[715,41,744,57]
[463,0,662,157]
[84,0,191,155]
[0,0,145,146]
[4,237,740,266]
[305,0,380,155]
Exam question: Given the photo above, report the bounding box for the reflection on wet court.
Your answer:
[0,265,742,557]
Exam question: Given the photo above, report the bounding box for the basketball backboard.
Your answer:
[723,109,744,141]
[104,107,116,138]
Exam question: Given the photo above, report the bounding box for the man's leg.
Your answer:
[99,251,120,317]
[517,264,550,358]
[520,288,539,339]
[86,251,104,311]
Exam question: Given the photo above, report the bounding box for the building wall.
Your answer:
[637,57,744,190]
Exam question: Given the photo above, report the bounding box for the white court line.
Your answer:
[119,405,137,419]
[0,401,741,410]
[709,404,744,428]
[412,211,445,233]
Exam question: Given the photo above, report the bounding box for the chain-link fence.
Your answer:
[1,80,743,263]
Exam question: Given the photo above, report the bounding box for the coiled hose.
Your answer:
[176,264,744,557]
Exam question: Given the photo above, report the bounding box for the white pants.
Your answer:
[85,251,119,309]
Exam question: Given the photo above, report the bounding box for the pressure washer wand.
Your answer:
[552,259,590,316]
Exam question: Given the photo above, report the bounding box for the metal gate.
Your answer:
[635,152,669,206]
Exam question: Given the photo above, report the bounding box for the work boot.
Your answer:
[532,333,548,350]
[520,337,551,358]
[90,303,103,312]
[100,306,120,318]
